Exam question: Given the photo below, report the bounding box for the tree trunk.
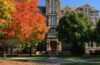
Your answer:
[29,47,32,56]
[11,47,13,54]
[3,50,6,59]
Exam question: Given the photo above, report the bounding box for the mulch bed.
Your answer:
[0,60,46,65]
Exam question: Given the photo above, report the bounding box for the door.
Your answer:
[50,41,57,51]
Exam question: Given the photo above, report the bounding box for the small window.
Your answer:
[88,41,93,47]
[49,28,57,36]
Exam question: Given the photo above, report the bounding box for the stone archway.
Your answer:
[46,39,62,55]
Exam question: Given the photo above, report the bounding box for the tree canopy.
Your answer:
[0,0,48,43]
[57,11,88,43]
[0,0,48,59]
[12,0,48,43]
[95,19,100,43]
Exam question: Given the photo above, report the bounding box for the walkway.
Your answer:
[10,57,100,65]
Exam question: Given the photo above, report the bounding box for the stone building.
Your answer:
[45,0,62,55]
[40,2,100,55]
[61,4,99,25]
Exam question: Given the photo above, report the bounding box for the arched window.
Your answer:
[48,28,57,36]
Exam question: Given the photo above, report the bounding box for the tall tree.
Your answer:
[0,0,48,58]
[0,0,16,59]
[11,0,48,55]
[12,0,48,43]
[57,11,88,55]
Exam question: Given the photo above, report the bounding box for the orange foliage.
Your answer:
[2,28,15,38]
[12,0,48,42]
[0,19,5,24]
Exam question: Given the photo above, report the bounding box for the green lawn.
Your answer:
[61,63,100,65]
[58,55,100,60]
[87,58,100,62]
[0,56,49,60]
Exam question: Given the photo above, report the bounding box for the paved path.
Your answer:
[29,58,75,65]
[10,57,100,65]
[10,57,86,65]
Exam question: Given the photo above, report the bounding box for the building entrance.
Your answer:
[50,41,57,51]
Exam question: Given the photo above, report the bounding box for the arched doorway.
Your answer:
[46,39,62,55]
[50,41,57,51]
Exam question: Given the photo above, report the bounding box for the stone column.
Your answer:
[58,42,62,52]
[84,43,90,57]
[47,39,51,51]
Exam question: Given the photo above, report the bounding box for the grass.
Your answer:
[87,58,100,62]
[63,56,84,60]
[0,55,49,60]
[57,55,100,60]
[61,63,100,65]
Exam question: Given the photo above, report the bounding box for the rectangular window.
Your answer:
[88,41,93,47]
[51,0,56,13]
[90,16,97,25]
[49,16,57,26]
[92,17,96,25]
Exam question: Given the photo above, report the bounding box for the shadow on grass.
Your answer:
[61,63,100,65]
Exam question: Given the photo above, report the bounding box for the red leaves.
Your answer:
[11,0,48,42]
[0,0,48,41]
[0,0,48,42]
[2,28,15,38]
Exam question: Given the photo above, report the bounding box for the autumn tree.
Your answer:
[12,0,48,43]
[11,0,48,55]
[0,0,48,58]
[0,0,16,59]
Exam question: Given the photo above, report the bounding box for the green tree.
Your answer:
[57,11,88,55]
[84,23,96,43]
[96,20,100,43]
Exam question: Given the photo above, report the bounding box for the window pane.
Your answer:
[49,28,57,36]
[49,16,57,25]
[51,0,56,13]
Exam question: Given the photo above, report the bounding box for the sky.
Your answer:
[39,0,100,11]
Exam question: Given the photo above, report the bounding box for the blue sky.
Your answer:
[39,0,100,10]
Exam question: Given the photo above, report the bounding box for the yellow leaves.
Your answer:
[25,0,31,3]
[1,0,16,12]
[0,0,17,39]
[0,0,16,27]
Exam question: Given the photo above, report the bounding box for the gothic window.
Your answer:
[88,41,93,47]
[88,8,91,13]
[83,8,89,14]
[89,16,96,25]
[49,16,57,25]
[92,17,96,25]
[51,0,56,13]
[83,8,86,13]
[49,28,57,36]
[84,8,88,13]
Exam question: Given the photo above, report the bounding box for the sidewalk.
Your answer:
[10,57,100,65]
